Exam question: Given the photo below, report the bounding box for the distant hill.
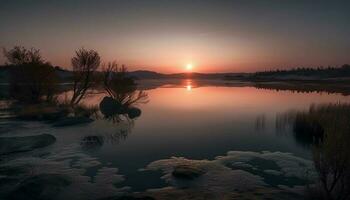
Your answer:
[53,68,247,80]
[0,65,244,83]
[129,71,246,80]
[4,64,350,83]
[128,70,166,79]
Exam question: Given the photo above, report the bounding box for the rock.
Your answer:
[99,96,122,117]
[99,96,143,119]
[127,107,142,119]
[0,134,56,155]
[172,165,205,180]
[8,174,71,200]
[52,116,93,127]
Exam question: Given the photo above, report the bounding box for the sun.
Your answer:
[186,63,193,71]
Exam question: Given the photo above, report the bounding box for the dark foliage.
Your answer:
[254,64,350,79]
[102,62,148,108]
[99,63,148,122]
[3,46,58,103]
[2,46,44,65]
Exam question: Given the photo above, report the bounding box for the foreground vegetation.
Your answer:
[1,46,147,123]
[278,103,350,200]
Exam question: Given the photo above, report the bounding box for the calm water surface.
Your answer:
[1,80,350,199]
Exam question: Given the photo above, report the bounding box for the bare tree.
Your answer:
[3,46,44,65]
[70,48,100,105]
[102,61,119,96]
[102,62,148,107]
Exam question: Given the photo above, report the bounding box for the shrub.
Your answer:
[3,46,58,103]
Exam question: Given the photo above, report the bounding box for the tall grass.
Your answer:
[279,103,350,200]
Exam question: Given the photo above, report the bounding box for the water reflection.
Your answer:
[185,79,192,91]
[255,114,266,132]
[3,79,350,199]
[276,103,350,147]
[80,135,104,151]
[80,120,134,150]
[255,82,350,96]
[276,104,330,147]
[80,69,149,150]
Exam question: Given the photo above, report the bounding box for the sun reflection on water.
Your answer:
[185,80,192,91]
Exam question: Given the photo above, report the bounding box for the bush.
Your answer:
[3,46,58,103]
[9,63,58,103]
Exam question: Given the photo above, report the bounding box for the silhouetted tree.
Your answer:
[2,46,44,65]
[99,63,148,122]
[3,46,57,103]
[102,62,148,107]
[252,64,350,80]
[70,48,100,105]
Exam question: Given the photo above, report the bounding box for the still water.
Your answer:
[1,80,349,199]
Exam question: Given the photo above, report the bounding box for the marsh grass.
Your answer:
[279,103,350,200]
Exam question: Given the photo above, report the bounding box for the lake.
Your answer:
[1,79,349,200]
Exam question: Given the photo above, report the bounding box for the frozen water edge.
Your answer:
[140,151,316,200]
[0,119,317,200]
[0,144,129,200]
[0,147,316,200]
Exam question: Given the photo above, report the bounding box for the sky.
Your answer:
[1,0,350,73]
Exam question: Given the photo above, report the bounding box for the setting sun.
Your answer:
[186,63,193,71]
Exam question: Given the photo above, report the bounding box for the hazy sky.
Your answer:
[1,0,350,73]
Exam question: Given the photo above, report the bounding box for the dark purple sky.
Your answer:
[1,0,350,72]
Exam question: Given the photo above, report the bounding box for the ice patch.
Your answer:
[140,151,316,200]
[217,151,315,179]
[0,144,128,200]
